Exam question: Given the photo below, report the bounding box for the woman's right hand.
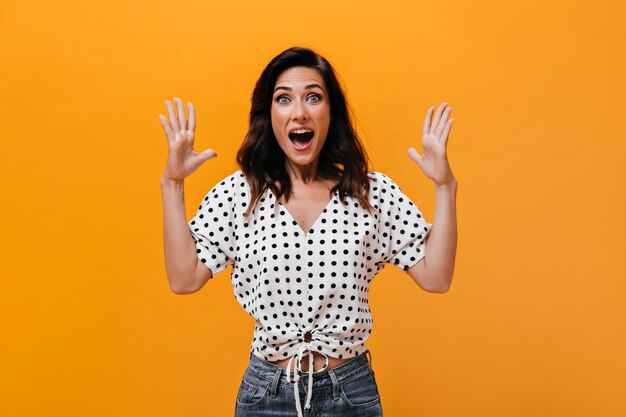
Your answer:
[159,97,217,182]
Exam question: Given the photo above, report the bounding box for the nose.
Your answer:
[292,100,309,121]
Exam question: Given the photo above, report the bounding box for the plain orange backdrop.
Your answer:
[1,0,625,416]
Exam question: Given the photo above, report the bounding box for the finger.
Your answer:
[187,130,195,147]
[188,102,196,132]
[198,148,218,163]
[430,102,448,134]
[174,97,186,131]
[407,148,427,173]
[423,106,434,137]
[165,100,180,131]
[441,119,453,148]
[436,107,452,139]
[407,147,422,165]
[159,114,175,144]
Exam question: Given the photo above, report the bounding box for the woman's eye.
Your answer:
[276,96,290,104]
[306,94,321,102]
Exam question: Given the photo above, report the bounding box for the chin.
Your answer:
[287,155,318,167]
[280,143,320,166]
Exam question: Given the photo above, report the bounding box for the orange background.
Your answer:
[1,0,625,416]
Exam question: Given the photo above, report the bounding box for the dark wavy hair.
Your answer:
[236,47,372,217]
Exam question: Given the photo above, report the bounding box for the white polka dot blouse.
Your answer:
[188,170,432,364]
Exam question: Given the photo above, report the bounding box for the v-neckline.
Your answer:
[269,188,337,236]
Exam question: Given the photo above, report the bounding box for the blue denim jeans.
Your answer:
[234,350,383,416]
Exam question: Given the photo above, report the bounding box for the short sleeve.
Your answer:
[188,177,238,277]
[375,173,433,271]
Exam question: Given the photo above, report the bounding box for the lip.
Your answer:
[289,126,315,134]
[287,125,315,152]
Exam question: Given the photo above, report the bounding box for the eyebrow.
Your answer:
[274,83,324,93]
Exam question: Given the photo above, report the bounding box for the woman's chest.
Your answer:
[235,195,381,275]
[275,183,336,235]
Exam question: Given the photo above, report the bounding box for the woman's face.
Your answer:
[271,66,330,171]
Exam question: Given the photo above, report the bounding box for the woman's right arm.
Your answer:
[159,97,217,294]
[160,177,211,294]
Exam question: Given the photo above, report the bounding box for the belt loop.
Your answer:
[328,369,340,401]
[365,350,373,369]
[270,367,282,398]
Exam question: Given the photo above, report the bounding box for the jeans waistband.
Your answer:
[246,350,372,390]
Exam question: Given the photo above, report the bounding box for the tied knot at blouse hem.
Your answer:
[188,170,432,415]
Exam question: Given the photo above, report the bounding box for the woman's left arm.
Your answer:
[406,102,458,293]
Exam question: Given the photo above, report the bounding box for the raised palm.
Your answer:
[159,97,216,181]
[408,102,455,185]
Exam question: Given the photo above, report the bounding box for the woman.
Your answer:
[159,47,457,416]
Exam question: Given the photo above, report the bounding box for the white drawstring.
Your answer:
[285,343,329,417]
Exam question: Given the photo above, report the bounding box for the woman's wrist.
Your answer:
[434,178,458,194]
[160,175,185,190]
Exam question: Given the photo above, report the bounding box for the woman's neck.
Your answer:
[285,159,321,184]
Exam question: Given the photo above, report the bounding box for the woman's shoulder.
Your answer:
[208,170,247,192]
[201,170,250,207]
[366,170,400,190]
[364,170,416,209]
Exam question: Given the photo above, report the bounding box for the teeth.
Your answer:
[292,129,312,134]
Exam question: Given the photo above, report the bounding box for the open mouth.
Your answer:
[288,128,314,149]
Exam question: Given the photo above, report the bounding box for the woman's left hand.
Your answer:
[408,102,456,186]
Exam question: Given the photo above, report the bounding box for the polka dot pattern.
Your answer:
[188,170,432,362]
